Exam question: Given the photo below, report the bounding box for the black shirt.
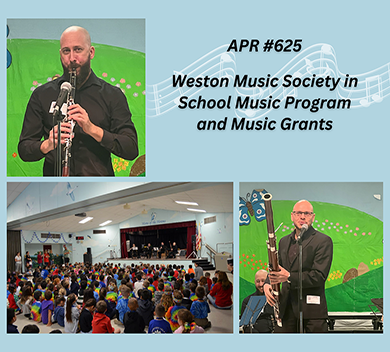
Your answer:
[288,236,298,265]
[18,70,138,176]
[79,308,93,333]
[123,311,146,333]
[288,229,308,266]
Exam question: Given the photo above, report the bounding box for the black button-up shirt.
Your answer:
[18,70,138,176]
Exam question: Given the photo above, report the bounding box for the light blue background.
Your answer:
[4,0,389,347]
[7,19,145,52]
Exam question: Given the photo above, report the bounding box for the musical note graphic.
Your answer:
[147,45,236,117]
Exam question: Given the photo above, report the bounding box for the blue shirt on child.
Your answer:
[53,306,65,327]
[116,298,130,323]
[148,318,172,334]
[190,300,210,319]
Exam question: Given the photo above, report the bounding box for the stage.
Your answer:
[106,255,203,270]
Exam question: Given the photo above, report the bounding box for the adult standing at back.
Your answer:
[194,262,204,281]
[15,252,22,273]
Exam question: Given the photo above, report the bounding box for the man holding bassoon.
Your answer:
[263,196,333,333]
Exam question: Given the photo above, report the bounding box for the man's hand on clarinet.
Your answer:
[40,122,72,154]
[67,104,103,142]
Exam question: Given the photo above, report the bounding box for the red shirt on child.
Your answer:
[92,312,115,333]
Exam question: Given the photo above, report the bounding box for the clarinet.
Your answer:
[62,68,76,177]
[262,193,283,327]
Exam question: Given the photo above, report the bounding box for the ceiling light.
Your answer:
[175,201,199,206]
[187,208,206,213]
[79,217,93,224]
[123,203,131,209]
[141,208,148,214]
[99,220,112,227]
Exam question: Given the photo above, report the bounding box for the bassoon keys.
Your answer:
[62,68,76,177]
[262,193,282,327]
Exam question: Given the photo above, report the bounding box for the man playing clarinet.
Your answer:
[264,200,333,333]
[18,25,138,176]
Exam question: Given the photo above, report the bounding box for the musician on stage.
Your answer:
[130,244,139,259]
[18,25,138,176]
[264,200,333,333]
[145,243,153,259]
[167,242,178,259]
[126,240,131,259]
[158,242,167,259]
[241,270,274,333]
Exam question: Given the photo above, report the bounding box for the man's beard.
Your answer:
[62,57,91,88]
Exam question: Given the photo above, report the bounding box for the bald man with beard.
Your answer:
[19,25,138,176]
[240,270,274,333]
[264,200,333,333]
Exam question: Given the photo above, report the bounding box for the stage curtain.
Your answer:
[120,231,128,258]
[121,221,196,233]
[7,230,21,272]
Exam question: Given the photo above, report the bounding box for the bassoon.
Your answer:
[262,192,282,327]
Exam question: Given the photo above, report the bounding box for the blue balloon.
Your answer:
[6,25,11,68]
[7,49,12,68]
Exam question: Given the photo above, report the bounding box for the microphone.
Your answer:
[297,224,308,243]
[53,82,72,117]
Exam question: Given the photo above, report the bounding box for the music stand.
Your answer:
[369,298,383,330]
[53,110,63,177]
[370,298,383,314]
[240,296,267,333]
[187,239,198,259]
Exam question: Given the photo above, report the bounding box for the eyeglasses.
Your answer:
[292,211,313,217]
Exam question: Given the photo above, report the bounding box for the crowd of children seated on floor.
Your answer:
[7,261,233,334]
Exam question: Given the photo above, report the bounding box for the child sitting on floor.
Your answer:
[123,298,145,333]
[154,282,164,305]
[190,286,211,329]
[116,285,131,324]
[165,290,186,332]
[189,282,198,301]
[182,289,192,310]
[80,298,96,333]
[148,304,172,334]
[64,294,80,333]
[41,290,54,326]
[53,297,65,327]
[199,276,209,294]
[92,300,120,334]
[174,309,204,334]
[161,287,174,313]
[18,286,33,318]
[7,308,19,333]
[7,284,18,311]
[31,290,42,322]
[137,289,154,326]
